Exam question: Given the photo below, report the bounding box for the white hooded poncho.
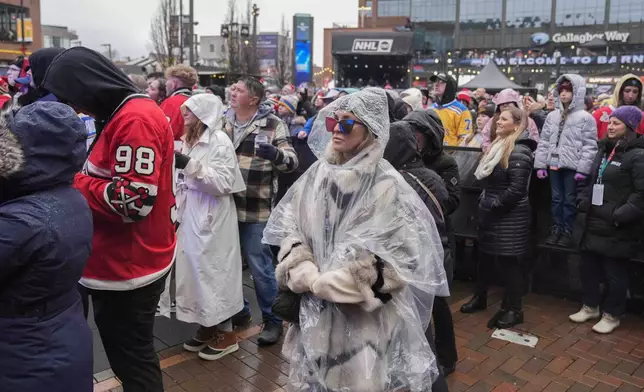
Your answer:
[263,88,449,391]
[159,93,246,327]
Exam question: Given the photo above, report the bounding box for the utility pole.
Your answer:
[188,0,195,66]
[19,0,25,55]
[179,0,184,64]
[252,4,259,75]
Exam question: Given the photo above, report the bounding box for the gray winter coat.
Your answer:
[534,74,598,174]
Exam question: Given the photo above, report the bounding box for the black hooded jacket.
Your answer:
[17,47,65,106]
[437,75,457,106]
[31,48,65,88]
[577,134,644,259]
[386,90,410,122]
[403,110,461,214]
[384,121,453,283]
[41,47,140,123]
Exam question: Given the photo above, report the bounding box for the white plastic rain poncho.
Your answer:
[263,87,449,392]
[159,94,246,327]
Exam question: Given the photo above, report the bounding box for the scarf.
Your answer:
[475,138,506,180]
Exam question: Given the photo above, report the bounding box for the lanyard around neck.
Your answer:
[598,143,619,183]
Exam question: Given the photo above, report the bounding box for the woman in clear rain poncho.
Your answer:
[263,87,449,392]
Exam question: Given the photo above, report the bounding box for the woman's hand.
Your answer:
[297,131,308,139]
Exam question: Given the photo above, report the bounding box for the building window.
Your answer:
[506,0,552,29]
[460,0,502,31]
[410,0,456,22]
[0,4,29,42]
[609,0,644,24]
[209,43,215,52]
[51,36,62,48]
[377,0,410,17]
[555,0,604,26]
[365,0,372,17]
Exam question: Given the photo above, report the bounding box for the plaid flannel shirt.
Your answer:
[224,112,298,223]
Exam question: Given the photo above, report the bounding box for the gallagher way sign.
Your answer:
[552,31,630,44]
[351,39,394,53]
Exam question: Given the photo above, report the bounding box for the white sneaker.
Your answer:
[569,305,600,323]
[592,313,620,334]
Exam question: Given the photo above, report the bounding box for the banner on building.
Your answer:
[16,18,33,43]
[414,54,644,68]
[258,34,278,76]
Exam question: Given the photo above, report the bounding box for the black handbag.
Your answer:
[272,290,301,324]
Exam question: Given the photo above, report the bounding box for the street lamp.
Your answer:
[358,6,372,28]
[101,43,112,60]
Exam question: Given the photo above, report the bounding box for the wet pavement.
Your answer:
[93,281,644,392]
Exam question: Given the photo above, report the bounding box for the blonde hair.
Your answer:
[489,106,528,168]
[165,65,198,88]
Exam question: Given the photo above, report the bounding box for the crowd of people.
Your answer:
[0,44,643,392]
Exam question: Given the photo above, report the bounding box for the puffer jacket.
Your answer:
[403,110,461,214]
[481,89,540,151]
[534,74,598,174]
[0,102,93,392]
[477,130,537,256]
[577,134,644,259]
[384,121,453,284]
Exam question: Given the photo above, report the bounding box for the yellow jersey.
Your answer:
[432,100,473,146]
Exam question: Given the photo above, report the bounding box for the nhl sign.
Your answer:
[352,39,394,53]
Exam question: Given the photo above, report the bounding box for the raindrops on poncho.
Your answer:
[263,88,449,391]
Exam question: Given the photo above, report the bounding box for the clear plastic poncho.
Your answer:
[263,88,449,392]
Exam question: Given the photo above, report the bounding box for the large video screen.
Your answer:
[294,40,311,86]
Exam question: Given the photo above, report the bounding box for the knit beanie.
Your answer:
[611,106,643,133]
[457,90,472,105]
[558,79,573,93]
[279,95,299,114]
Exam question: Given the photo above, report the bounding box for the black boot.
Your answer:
[460,295,487,314]
[495,309,524,329]
[487,309,508,329]
[556,230,572,248]
[545,226,561,245]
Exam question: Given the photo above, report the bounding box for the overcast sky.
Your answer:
[41,0,358,65]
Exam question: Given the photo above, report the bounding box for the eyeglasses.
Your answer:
[325,116,365,134]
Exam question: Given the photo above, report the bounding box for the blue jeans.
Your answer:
[239,222,280,324]
[549,168,577,232]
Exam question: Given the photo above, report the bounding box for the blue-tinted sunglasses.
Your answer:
[325,116,365,134]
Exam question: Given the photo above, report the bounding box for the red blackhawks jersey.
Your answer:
[160,88,191,141]
[76,96,177,291]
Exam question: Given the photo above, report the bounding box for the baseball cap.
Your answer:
[430,73,449,83]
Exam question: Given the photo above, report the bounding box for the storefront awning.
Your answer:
[332,31,413,56]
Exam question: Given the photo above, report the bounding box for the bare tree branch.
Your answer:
[277,14,292,86]
[150,0,178,69]
[225,0,241,74]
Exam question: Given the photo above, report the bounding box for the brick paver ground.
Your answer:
[95,283,644,392]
